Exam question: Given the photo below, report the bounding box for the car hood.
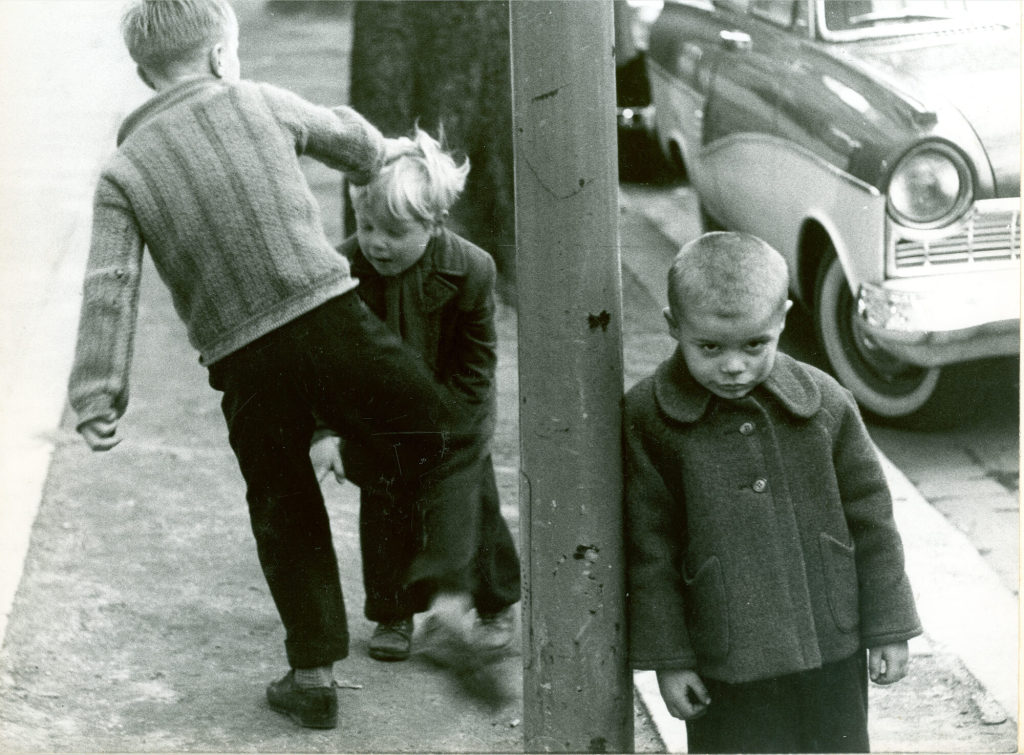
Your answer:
[846,29,1020,196]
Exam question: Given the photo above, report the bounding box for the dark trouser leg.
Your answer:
[686,673,801,754]
[796,651,870,753]
[470,456,521,616]
[290,294,483,594]
[686,652,869,754]
[359,487,419,623]
[208,293,482,667]
[210,352,348,670]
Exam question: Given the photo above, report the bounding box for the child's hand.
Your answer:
[78,415,122,452]
[869,641,909,685]
[382,136,416,164]
[656,668,711,720]
[310,435,345,484]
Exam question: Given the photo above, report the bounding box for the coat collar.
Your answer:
[347,229,466,311]
[118,76,226,146]
[654,349,821,423]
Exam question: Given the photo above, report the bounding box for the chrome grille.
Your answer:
[894,208,1021,269]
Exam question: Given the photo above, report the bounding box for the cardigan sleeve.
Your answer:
[68,175,145,431]
[829,389,923,647]
[259,83,385,185]
[623,391,697,670]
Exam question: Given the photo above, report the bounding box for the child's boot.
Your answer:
[417,591,475,668]
[368,617,414,661]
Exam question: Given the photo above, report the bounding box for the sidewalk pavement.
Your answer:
[0,2,1017,752]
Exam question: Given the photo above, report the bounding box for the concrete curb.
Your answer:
[883,454,1019,720]
[0,0,144,647]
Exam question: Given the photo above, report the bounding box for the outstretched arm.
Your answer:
[69,177,145,447]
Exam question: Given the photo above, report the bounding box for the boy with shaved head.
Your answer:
[623,232,921,752]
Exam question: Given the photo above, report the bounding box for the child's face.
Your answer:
[354,202,435,277]
[665,297,791,400]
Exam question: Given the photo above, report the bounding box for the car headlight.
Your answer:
[887,142,973,229]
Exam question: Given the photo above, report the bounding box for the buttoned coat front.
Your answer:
[623,350,921,684]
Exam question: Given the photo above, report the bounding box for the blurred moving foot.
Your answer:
[266,670,338,729]
[417,607,519,708]
[368,617,414,661]
[417,609,474,669]
[473,606,517,659]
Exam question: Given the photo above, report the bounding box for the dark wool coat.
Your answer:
[338,228,497,487]
[623,349,921,684]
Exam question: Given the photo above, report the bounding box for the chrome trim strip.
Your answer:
[699,131,882,198]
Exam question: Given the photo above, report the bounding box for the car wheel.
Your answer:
[813,249,960,427]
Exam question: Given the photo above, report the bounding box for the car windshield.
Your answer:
[819,0,1016,36]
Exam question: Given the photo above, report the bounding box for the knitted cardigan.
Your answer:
[68,76,385,429]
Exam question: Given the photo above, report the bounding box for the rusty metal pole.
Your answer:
[509,3,631,752]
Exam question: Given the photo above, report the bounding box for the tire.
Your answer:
[813,248,962,428]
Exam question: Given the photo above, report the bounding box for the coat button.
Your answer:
[752,478,767,493]
[739,421,755,435]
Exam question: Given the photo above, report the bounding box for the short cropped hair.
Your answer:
[122,0,235,75]
[350,127,470,226]
[667,232,789,320]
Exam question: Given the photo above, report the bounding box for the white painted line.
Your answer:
[634,669,688,753]
[0,0,143,648]
[882,453,1019,722]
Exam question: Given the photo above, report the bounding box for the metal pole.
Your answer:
[509,3,631,752]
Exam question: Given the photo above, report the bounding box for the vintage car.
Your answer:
[616,0,662,179]
[647,0,1020,424]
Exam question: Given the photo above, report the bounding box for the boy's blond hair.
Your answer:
[350,127,470,227]
[668,231,789,319]
[122,0,235,76]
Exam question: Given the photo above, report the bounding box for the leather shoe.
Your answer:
[368,617,414,661]
[266,670,337,729]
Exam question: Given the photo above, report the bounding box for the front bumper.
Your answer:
[858,269,1020,367]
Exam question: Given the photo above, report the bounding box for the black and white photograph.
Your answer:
[0,0,1018,752]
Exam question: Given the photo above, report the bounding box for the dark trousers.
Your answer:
[360,453,521,623]
[686,651,870,754]
[207,292,481,669]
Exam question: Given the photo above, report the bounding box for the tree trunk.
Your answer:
[349,1,515,293]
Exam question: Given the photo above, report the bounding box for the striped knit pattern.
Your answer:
[68,76,385,429]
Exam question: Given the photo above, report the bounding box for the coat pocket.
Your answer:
[682,555,729,661]
[819,532,860,633]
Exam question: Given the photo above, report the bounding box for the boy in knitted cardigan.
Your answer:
[623,233,921,752]
[68,0,483,730]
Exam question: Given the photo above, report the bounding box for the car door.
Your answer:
[700,1,797,233]
[647,2,731,197]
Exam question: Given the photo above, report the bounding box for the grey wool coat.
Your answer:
[623,349,922,684]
